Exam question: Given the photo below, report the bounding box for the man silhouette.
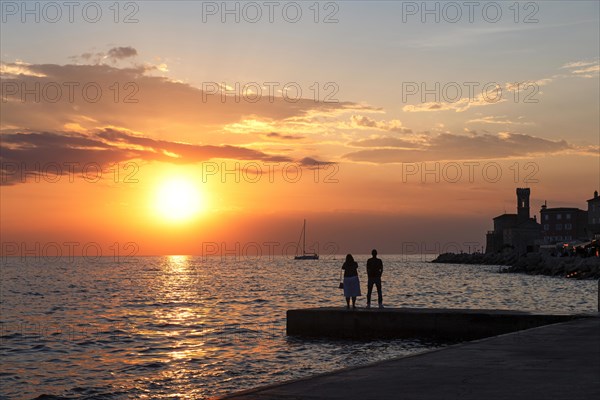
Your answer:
[366,249,384,308]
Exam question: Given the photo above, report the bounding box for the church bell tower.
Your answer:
[516,188,530,224]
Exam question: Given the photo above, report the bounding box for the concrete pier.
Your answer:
[286,307,588,340]
[222,316,600,400]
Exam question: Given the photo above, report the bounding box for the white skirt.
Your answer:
[343,276,362,297]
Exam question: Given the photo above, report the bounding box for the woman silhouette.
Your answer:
[341,254,361,309]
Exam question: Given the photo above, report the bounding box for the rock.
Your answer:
[431,252,600,279]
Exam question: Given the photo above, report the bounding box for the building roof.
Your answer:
[541,207,585,212]
[493,213,517,220]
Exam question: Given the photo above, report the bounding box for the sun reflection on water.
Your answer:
[166,255,189,269]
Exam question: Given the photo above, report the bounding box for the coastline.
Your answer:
[432,252,600,279]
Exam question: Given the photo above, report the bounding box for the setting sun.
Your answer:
[154,178,205,222]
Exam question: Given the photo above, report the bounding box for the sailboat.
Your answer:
[294,219,319,260]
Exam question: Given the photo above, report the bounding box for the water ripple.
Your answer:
[1,255,597,399]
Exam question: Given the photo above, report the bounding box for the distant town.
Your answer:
[485,188,600,257]
[434,188,600,278]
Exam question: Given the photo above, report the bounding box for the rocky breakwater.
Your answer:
[432,252,600,279]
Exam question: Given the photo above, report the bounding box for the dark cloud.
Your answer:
[343,133,570,163]
[0,129,292,185]
[107,46,138,61]
[297,157,336,169]
[69,46,138,64]
[265,132,305,140]
[348,137,420,148]
[97,128,291,162]
[236,156,336,176]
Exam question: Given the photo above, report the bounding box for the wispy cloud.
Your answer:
[343,132,572,163]
[402,90,506,113]
[561,59,600,78]
[402,58,597,114]
[466,115,534,126]
[505,78,553,92]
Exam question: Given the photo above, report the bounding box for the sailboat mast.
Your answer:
[303,219,306,255]
[293,219,318,260]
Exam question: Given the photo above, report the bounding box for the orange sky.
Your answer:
[1,2,599,256]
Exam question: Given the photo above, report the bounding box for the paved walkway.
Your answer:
[221,317,600,400]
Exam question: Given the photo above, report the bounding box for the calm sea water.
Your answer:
[1,255,597,399]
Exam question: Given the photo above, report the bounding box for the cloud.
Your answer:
[561,60,597,69]
[579,145,600,155]
[107,46,138,61]
[505,78,553,92]
[466,115,534,126]
[348,137,420,148]
[402,73,560,113]
[343,132,571,163]
[0,60,366,139]
[70,46,139,65]
[97,128,292,162]
[297,157,337,170]
[572,65,600,75]
[0,53,374,184]
[350,115,412,133]
[0,129,293,185]
[265,132,305,140]
[0,61,46,77]
[561,59,600,78]
[402,90,506,113]
[222,107,379,139]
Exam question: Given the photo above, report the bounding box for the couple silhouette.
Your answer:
[340,249,383,309]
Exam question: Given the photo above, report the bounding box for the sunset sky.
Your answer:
[1,1,599,256]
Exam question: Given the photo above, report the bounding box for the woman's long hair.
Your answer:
[344,254,354,264]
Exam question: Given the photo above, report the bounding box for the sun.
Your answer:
[154,178,205,222]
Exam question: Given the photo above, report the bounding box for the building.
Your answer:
[587,190,600,238]
[539,205,588,244]
[486,188,541,254]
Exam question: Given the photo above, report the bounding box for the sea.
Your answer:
[1,255,597,399]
